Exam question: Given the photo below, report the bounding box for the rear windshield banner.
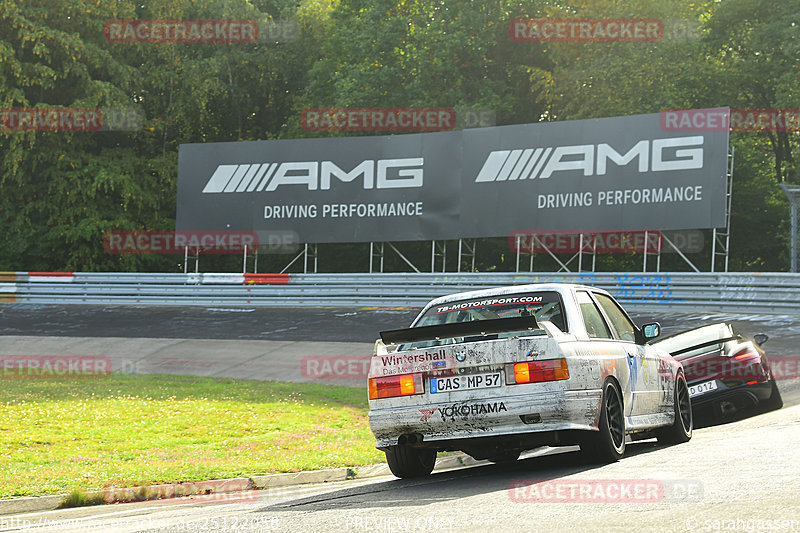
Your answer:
[176,109,730,243]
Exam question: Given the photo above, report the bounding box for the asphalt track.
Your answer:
[1,304,800,532]
[1,303,799,396]
[3,404,799,532]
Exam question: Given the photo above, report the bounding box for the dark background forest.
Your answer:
[0,0,797,273]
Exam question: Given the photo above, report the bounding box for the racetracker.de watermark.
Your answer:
[687,356,800,382]
[104,19,259,43]
[301,356,371,380]
[103,230,259,254]
[508,230,704,255]
[509,18,664,42]
[1,107,143,132]
[661,108,800,133]
[508,478,703,503]
[103,478,260,505]
[301,107,457,132]
[1,356,111,379]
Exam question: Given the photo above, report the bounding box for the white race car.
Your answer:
[368,283,692,478]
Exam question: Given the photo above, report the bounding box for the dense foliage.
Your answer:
[0,0,797,272]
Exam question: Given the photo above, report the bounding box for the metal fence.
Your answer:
[2,271,800,314]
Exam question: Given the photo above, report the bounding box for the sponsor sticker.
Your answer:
[438,401,507,420]
[374,350,453,376]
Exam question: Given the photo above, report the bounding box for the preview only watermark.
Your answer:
[1,356,111,379]
[510,18,664,42]
[661,108,800,133]
[0,107,143,132]
[103,19,298,44]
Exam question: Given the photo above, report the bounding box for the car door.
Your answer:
[574,291,638,417]
[591,291,662,416]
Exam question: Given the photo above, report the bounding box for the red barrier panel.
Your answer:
[243,273,290,285]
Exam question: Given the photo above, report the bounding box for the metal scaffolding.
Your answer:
[780,183,800,273]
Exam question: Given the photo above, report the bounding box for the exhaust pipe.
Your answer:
[398,433,424,446]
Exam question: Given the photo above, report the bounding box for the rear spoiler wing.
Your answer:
[380,315,540,345]
[657,335,740,357]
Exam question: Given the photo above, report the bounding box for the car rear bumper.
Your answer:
[369,388,602,448]
[689,379,774,410]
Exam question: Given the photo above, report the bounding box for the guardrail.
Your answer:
[2,271,800,314]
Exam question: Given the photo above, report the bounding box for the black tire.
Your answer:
[384,445,436,478]
[581,380,626,463]
[761,381,783,411]
[656,373,693,445]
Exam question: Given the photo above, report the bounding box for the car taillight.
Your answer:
[506,359,569,384]
[733,350,759,362]
[368,374,424,400]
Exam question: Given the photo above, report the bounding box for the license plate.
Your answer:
[430,372,502,394]
[689,380,718,397]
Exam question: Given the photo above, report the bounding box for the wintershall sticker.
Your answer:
[301,108,456,132]
[374,350,453,376]
[103,230,259,254]
[103,20,259,43]
[1,356,111,379]
[510,18,663,42]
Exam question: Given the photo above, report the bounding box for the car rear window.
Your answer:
[415,291,567,333]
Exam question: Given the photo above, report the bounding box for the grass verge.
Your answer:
[0,374,384,498]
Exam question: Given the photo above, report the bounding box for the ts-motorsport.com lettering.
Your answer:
[436,296,543,313]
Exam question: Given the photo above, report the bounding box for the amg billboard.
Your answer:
[176,109,730,243]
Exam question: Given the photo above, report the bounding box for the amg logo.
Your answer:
[475,136,704,182]
[202,158,423,193]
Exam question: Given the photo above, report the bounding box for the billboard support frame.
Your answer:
[711,148,735,273]
[369,242,423,273]
[779,183,800,273]
[457,239,477,272]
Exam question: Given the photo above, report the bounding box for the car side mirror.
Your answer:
[642,322,661,340]
[753,333,768,346]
